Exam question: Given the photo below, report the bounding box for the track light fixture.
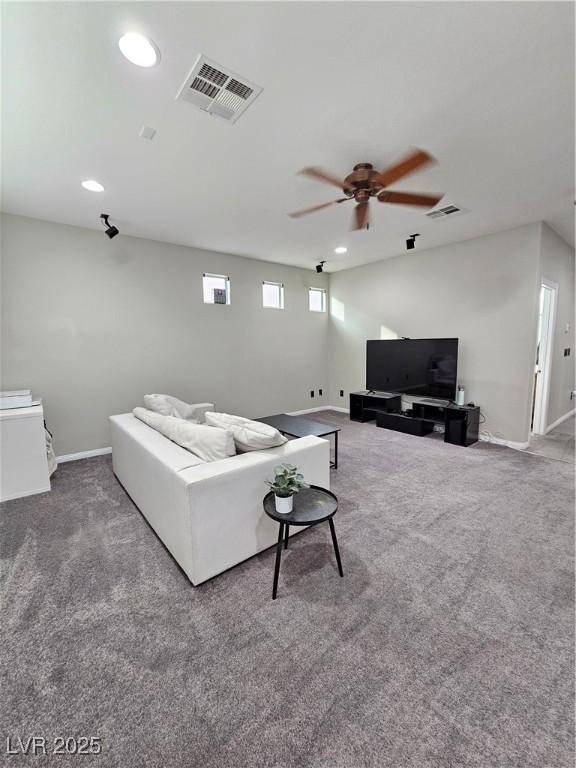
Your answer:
[316,261,326,273]
[406,233,420,251]
[100,213,119,239]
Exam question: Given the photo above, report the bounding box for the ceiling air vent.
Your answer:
[176,55,262,123]
[425,204,463,220]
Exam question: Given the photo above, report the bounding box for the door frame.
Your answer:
[532,279,558,435]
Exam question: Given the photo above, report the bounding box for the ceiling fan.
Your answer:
[289,148,443,231]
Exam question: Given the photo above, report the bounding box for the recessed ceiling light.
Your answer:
[334,246,347,254]
[118,33,160,68]
[81,179,104,192]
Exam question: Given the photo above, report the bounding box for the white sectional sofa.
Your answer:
[110,409,330,585]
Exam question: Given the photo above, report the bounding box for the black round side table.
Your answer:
[263,485,344,600]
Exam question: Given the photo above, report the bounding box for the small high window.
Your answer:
[203,273,230,304]
[309,287,326,313]
[262,281,284,309]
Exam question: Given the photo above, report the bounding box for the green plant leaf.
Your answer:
[267,464,307,496]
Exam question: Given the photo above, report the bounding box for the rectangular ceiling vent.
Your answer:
[176,55,262,123]
[425,204,464,220]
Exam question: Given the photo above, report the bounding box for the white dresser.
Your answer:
[0,403,51,502]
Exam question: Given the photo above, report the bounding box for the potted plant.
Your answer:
[266,463,308,514]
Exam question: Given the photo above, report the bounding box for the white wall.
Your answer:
[328,224,542,445]
[3,214,566,454]
[1,214,329,455]
[539,224,575,428]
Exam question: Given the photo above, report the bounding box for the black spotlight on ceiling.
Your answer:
[406,233,420,251]
[100,213,119,239]
[316,261,326,273]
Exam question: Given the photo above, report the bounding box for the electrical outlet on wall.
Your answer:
[310,390,315,398]
[340,390,344,397]
[318,388,323,396]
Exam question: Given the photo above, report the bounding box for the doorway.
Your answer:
[531,280,558,435]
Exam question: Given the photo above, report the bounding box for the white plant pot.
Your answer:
[274,494,293,514]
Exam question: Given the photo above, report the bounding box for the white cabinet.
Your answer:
[0,404,51,502]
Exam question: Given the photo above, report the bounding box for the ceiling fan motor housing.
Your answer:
[345,163,383,200]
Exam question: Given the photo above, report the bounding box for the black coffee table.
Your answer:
[263,485,343,600]
[257,413,340,469]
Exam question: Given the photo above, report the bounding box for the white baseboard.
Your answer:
[544,408,575,435]
[1,484,51,502]
[479,434,529,450]
[56,405,540,463]
[286,406,331,416]
[57,447,112,464]
[287,405,349,416]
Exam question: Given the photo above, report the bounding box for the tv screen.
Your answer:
[366,338,458,399]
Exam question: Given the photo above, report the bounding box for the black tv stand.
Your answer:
[349,391,402,422]
[350,392,480,446]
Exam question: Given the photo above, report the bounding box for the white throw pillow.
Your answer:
[143,394,213,423]
[133,407,235,462]
[205,412,288,452]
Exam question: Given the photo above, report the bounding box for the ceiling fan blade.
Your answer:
[288,198,349,218]
[377,190,443,207]
[299,166,354,192]
[375,148,436,188]
[351,201,369,231]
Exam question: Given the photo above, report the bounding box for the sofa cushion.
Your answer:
[133,407,235,462]
[143,394,213,423]
[111,413,205,471]
[204,412,288,452]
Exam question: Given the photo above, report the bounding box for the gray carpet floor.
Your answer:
[1,412,574,767]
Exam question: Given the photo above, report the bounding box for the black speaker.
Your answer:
[376,412,435,436]
[444,406,480,447]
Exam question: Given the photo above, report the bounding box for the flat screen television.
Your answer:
[366,338,458,400]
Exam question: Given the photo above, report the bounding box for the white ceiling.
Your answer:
[2,1,574,271]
